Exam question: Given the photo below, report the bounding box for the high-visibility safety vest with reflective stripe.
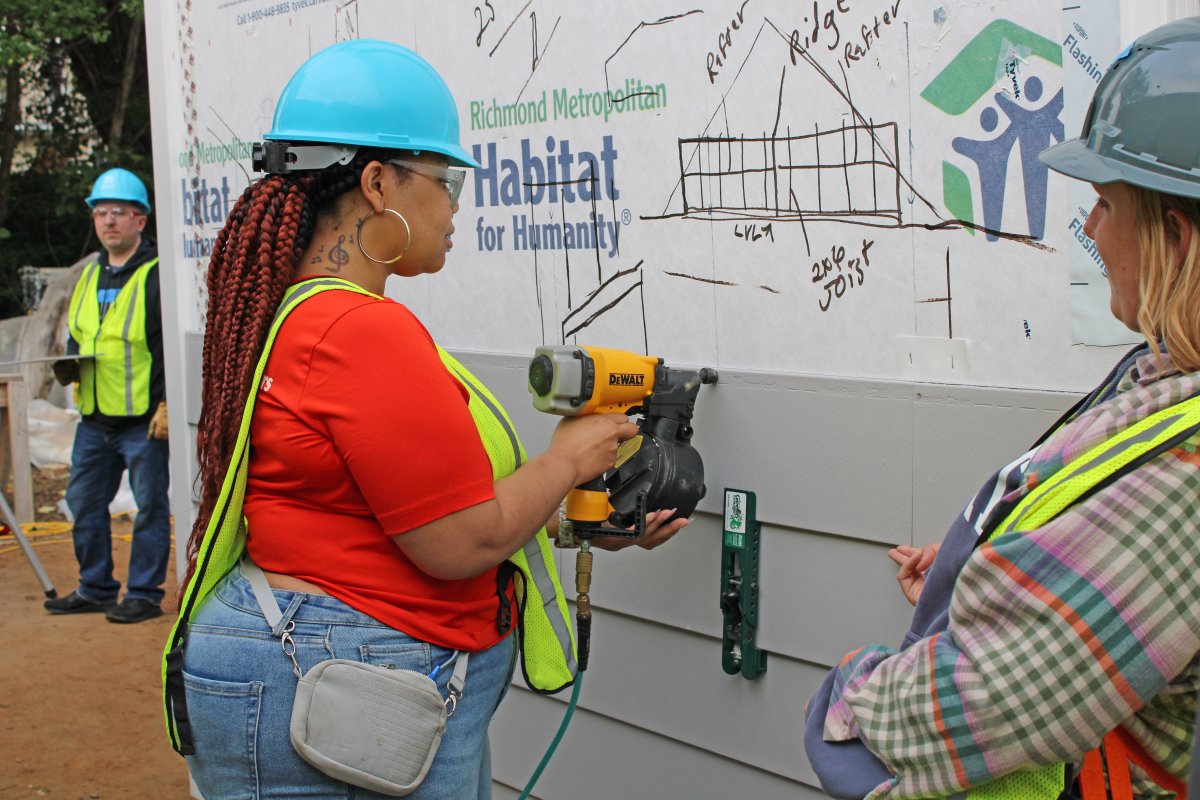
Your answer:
[954,392,1200,800]
[68,259,159,417]
[162,278,576,754]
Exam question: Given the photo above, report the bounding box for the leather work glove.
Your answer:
[147,401,169,440]
[52,359,80,386]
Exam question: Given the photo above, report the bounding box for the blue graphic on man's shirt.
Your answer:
[97,285,120,321]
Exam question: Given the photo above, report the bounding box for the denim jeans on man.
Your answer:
[66,419,171,603]
[183,564,517,799]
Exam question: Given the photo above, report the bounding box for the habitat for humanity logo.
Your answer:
[921,20,1063,242]
[471,135,624,259]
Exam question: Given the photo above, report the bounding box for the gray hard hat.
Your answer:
[1040,16,1200,199]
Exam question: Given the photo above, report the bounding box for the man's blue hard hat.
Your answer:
[263,39,479,169]
[86,168,151,213]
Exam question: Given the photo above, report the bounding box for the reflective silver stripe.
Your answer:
[519,536,578,674]
[1058,414,1181,482]
[121,280,141,416]
[1005,414,1183,532]
[448,364,524,469]
[272,279,357,325]
[72,263,99,336]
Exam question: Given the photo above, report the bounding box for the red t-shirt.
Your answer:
[243,286,505,651]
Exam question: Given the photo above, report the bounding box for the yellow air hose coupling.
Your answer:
[575,542,593,671]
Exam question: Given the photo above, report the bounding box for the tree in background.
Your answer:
[0,0,149,319]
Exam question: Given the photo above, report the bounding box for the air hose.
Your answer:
[516,674,583,800]
[517,541,593,799]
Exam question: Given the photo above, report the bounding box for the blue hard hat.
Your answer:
[85,168,151,213]
[264,39,479,169]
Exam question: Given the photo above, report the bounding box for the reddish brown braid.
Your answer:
[180,152,386,597]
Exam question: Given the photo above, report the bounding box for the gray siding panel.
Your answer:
[570,519,912,667]
[451,350,1082,798]
[910,388,1076,541]
[550,606,827,785]
[492,687,828,799]
[755,529,918,665]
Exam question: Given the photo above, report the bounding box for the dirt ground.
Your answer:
[0,469,191,799]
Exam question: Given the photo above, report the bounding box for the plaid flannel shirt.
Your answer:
[823,351,1200,798]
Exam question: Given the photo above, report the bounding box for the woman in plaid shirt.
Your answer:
[805,18,1200,799]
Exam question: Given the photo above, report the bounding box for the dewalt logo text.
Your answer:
[609,373,645,386]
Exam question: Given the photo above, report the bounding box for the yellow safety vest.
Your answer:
[960,392,1200,799]
[163,277,576,754]
[67,258,159,417]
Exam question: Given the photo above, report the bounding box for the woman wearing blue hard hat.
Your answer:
[804,17,1200,800]
[161,40,685,798]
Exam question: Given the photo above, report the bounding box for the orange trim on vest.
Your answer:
[1079,727,1187,800]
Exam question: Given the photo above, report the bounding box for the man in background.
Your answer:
[45,167,170,624]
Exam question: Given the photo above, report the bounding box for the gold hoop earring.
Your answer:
[356,208,412,265]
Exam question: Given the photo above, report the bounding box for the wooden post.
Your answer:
[0,373,35,524]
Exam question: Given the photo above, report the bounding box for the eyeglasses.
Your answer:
[91,206,142,220]
[388,159,466,206]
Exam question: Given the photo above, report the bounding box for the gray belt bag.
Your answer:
[241,557,468,796]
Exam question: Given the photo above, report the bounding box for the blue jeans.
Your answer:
[183,565,517,799]
[66,419,171,603]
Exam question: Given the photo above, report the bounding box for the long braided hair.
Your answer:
[180,150,388,594]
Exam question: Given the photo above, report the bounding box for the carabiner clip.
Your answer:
[279,620,302,678]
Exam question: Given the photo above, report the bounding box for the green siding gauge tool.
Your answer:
[720,488,766,679]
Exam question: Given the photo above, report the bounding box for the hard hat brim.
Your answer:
[1038,138,1125,186]
[262,132,481,169]
[1040,137,1200,199]
[85,195,151,214]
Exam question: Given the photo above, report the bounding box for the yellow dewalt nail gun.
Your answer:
[528,346,718,540]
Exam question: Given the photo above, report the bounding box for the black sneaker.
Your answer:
[105,598,164,624]
[44,590,117,615]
